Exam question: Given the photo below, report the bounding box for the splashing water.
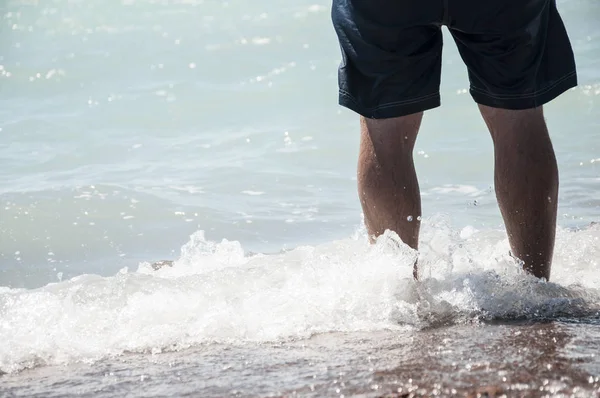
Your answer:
[1,219,599,374]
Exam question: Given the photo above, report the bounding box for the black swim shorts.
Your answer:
[332,0,578,118]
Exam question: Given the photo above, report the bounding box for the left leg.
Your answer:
[331,0,444,280]
[358,113,423,250]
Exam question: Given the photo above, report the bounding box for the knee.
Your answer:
[479,105,548,142]
[360,113,423,153]
[479,104,545,125]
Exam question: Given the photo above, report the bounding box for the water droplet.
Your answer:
[407,215,413,222]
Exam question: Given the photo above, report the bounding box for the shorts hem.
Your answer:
[470,71,578,109]
[338,91,441,119]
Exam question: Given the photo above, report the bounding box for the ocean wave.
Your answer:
[1,221,599,374]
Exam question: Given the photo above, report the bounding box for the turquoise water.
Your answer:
[1,0,599,288]
[1,0,600,396]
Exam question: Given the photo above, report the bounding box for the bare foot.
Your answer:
[150,260,174,270]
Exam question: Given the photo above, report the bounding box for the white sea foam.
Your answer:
[1,221,599,374]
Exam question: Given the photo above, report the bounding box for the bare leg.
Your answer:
[479,105,558,280]
[358,113,423,278]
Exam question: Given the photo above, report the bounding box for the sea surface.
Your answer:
[1,0,600,396]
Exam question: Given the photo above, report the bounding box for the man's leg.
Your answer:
[447,0,576,280]
[479,105,558,280]
[358,113,423,277]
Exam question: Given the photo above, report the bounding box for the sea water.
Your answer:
[1,0,600,396]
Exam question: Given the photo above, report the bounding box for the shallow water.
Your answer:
[1,0,600,396]
[1,0,599,288]
[4,323,600,397]
[2,226,600,397]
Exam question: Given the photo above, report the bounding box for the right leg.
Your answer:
[449,0,577,280]
[480,105,558,280]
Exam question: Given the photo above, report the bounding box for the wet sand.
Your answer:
[3,319,600,397]
[370,320,600,397]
